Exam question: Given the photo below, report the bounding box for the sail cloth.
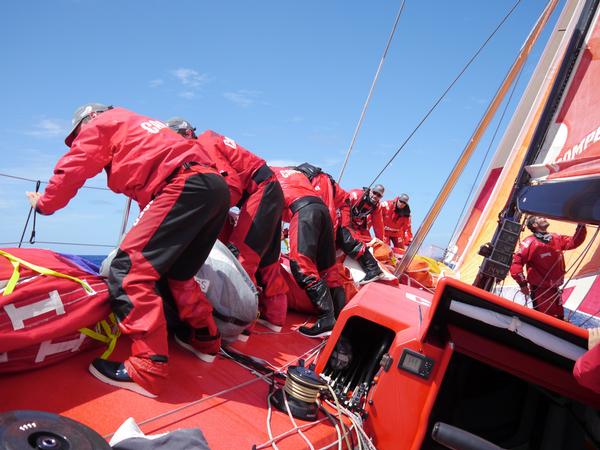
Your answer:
[518,20,600,224]
[101,240,258,343]
[451,3,600,323]
[525,25,600,182]
[0,248,111,373]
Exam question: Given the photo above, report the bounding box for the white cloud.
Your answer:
[223,90,262,108]
[170,68,212,100]
[26,119,69,138]
[149,79,163,88]
[267,159,301,167]
[179,91,196,99]
[172,68,210,88]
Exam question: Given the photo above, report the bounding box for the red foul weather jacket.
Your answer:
[346,188,384,240]
[196,130,267,207]
[310,173,349,229]
[381,198,412,247]
[272,167,320,222]
[573,343,600,394]
[509,225,587,288]
[36,107,217,214]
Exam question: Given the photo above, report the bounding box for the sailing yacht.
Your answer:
[0,0,598,449]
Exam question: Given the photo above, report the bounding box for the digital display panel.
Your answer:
[401,353,423,373]
[398,349,434,378]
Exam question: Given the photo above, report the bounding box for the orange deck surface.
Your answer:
[0,312,346,449]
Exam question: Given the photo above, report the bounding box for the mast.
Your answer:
[395,0,560,279]
[474,0,600,291]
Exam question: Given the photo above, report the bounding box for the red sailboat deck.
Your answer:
[0,311,345,449]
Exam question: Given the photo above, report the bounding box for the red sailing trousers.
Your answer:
[228,172,285,291]
[531,285,564,320]
[347,225,373,244]
[288,200,339,290]
[107,166,229,393]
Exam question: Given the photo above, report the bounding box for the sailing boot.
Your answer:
[299,280,336,338]
[330,287,347,319]
[174,322,221,363]
[357,250,384,284]
[89,357,165,398]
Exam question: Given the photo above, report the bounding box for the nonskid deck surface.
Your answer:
[0,312,341,449]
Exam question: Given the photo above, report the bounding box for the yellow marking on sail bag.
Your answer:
[80,314,121,359]
[0,249,94,296]
[0,250,119,357]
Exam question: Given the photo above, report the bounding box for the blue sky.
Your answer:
[0,0,561,255]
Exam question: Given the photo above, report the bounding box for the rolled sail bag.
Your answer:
[195,240,258,342]
[0,248,112,373]
[102,240,258,343]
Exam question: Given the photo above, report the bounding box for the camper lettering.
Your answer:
[223,137,237,149]
[140,120,167,134]
[279,169,300,178]
[556,123,600,163]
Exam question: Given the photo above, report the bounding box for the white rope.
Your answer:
[337,0,406,183]
[282,389,316,450]
[324,382,353,450]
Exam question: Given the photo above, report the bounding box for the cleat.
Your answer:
[89,359,157,398]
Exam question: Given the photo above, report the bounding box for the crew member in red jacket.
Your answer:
[26,104,229,398]
[509,216,587,319]
[573,327,600,394]
[347,186,385,243]
[295,163,383,285]
[272,167,339,337]
[165,118,288,332]
[381,194,412,249]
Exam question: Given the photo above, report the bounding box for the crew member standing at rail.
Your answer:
[346,185,386,244]
[27,104,229,398]
[509,216,586,320]
[381,193,412,250]
[165,118,288,332]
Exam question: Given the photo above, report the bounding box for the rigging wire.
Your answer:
[0,172,109,191]
[337,0,406,184]
[368,0,523,187]
[18,180,41,248]
[445,64,526,252]
[19,240,115,248]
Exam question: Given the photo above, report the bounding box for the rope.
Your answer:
[368,0,523,186]
[102,341,325,440]
[0,172,109,191]
[258,393,330,450]
[18,180,41,247]
[281,390,316,450]
[337,0,406,184]
[577,305,600,327]
[22,240,115,248]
